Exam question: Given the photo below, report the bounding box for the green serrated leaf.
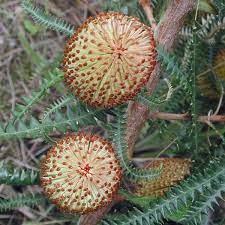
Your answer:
[18,121,27,131]
[30,117,40,129]
[6,122,16,133]
[66,106,78,131]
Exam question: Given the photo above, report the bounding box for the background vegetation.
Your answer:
[0,0,225,225]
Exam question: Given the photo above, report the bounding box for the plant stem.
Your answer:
[149,112,225,123]
[127,0,196,158]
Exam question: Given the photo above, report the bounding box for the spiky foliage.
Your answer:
[213,0,225,17]
[108,107,162,181]
[136,79,173,110]
[11,69,63,124]
[102,157,225,225]
[0,161,39,185]
[157,46,183,78]
[0,194,44,212]
[0,102,103,140]
[21,0,74,36]
[197,14,225,41]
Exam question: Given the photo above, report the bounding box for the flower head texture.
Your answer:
[63,12,156,108]
[133,158,191,197]
[214,49,225,81]
[40,133,122,214]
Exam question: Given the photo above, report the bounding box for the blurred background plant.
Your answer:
[0,0,225,225]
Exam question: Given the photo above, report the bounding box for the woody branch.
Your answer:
[149,112,225,123]
[127,0,196,157]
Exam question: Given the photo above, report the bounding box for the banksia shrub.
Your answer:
[132,158,191,197]
[63,12,156,108]
[3,0,225,224]
[40,133,122,214]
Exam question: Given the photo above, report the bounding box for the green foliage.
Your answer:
[1,0,224,224]
[182,39,194,73]
[0,194,43,212]
[0,103,103,141]
[157,46,184,78]
[119,189,155,209]
[103,157,225,225]
[21,0,74,36]
[0,161,39,185]
[213,0,225,18]
[136,79,173,110]
[12,69,63,123]
[197,14,225,41]
[41,95,74,123]
[108,107,162,182]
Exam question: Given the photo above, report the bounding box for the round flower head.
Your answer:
[40,133,122,214]
[63,12,156,108]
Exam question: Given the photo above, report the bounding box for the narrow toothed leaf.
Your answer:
[66,106,78,131]
[16,104,26,112]
[18,121,27,131]
[112,158,225,225]
[0,194,44,212]
[21,0,74,36]
[108,107,164,182]
[6,122,16,133]
[30,117,40,129]
[22,96,31,104]
[0,123,4,132]
[0,161,39,185]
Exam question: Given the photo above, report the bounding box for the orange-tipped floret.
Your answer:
[63,12,156,108]
[40,133,122,214]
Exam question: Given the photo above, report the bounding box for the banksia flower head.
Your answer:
[214,49,225,81]
[40,133,122,214]
[132,158,191,197]
[197,73,220,100]
[63,12,156,108]
[197,49,225,100]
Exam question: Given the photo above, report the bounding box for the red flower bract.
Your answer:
[63,12,156,108]
[40,133,122,214]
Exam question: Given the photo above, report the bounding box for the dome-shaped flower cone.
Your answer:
[213,49,225,81]
[197,73,221,100]
[132,158,191,197]
[40,133,122,214]
[63,12,156,108]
